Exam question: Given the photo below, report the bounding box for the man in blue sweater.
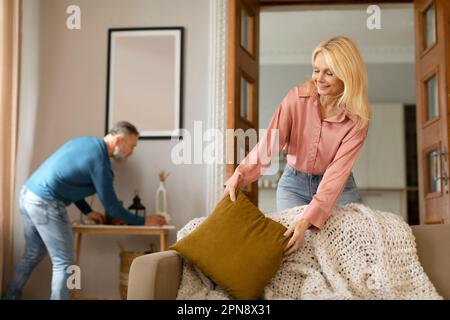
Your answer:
[4,121,165,300]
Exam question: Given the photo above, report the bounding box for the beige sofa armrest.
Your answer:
[411,224,450,300]
[127,250,182,300]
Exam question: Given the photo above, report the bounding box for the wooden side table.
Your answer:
[71,224,175,299]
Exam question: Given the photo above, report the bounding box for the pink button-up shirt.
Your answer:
[225,83,369,229]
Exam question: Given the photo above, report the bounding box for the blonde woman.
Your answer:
[222,36,371,255]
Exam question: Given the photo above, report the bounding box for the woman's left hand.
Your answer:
[283,218,312,255]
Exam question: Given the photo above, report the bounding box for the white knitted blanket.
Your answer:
[175,203,442,300]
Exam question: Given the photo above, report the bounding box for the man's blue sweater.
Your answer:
[25,136,144,225]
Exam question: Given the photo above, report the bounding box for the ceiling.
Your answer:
[260,3,415,65]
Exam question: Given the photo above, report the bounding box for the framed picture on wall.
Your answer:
[106,27,184,140]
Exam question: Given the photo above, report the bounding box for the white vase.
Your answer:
[155,181,171,224]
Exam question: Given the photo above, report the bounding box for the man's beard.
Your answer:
[112,145,127,163]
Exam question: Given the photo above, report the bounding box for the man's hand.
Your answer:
[283,218,312,255]
[85,211,105,224]
[145,214,166,226]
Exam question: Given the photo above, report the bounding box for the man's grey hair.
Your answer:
[108,121,139,136]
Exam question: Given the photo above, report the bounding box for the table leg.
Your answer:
[160,231,169,251]
[75,232,82,266]
[71,232,82,300]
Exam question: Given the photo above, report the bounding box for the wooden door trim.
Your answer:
[422,142,444,199]
[260,0,413,6]
[414,0,449,224]
[416,0,438,58]
[227,0,260,204]
[240,0,258,58]
[420,66,441,129]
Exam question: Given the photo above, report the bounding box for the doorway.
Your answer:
[220,0,449,225]
[258,4,418,223]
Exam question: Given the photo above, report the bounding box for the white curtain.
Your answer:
[0,0,20,292]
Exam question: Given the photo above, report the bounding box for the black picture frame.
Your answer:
[105,27,184,140]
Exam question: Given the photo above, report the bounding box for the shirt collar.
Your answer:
[297,84,317,98]
[323,109,348,123]
[297,84,353,123]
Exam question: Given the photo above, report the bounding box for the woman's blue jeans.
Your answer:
[276,164,362,211]
[4,186,74,300]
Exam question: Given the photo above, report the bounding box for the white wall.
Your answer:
[15,0,210,299]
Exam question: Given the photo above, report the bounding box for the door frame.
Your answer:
[206,0,450,226]
[206,0,228,212]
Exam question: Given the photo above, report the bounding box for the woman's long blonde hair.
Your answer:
[305,36,371,130]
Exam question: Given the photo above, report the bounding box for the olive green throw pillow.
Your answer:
[169,189,290,300]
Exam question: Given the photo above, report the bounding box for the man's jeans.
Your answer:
[4,186,74,300]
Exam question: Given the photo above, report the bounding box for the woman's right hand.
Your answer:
[220,185,237,202]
